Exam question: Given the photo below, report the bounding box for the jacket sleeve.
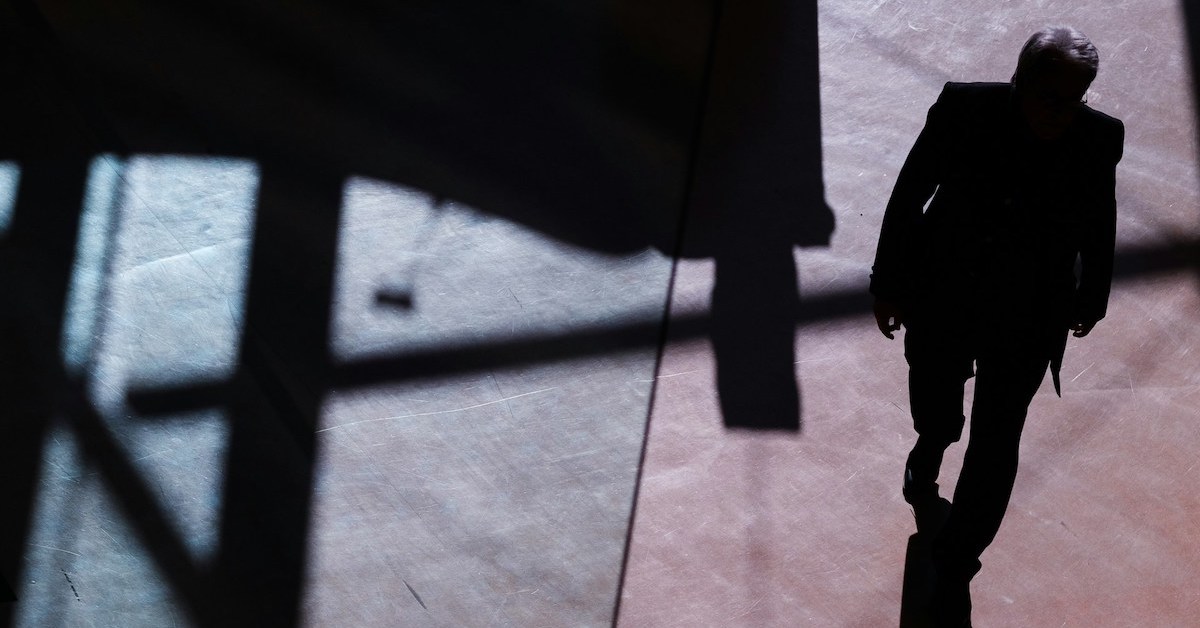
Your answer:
[1074,118,1124,323]
[869,83,951,302]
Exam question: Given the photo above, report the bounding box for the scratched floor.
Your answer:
[620,2,1200,627]
[1,1,1198,627]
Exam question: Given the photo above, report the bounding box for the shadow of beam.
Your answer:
[1175,0,1200,292]
[127,237,1199,416]
[58,381,217,626]
[206,163,342,627]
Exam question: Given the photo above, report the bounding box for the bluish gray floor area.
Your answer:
[12,161,674,627]
[0,2,710,626]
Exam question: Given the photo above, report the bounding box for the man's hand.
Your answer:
[874,299,904,339]
[1071,319,1098,337]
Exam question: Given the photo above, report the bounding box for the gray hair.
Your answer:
[1011,26,1099,89]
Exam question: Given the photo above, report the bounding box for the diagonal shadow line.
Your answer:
[56,379,216,626]
[125,237,1199,417]
[610,0,725,620]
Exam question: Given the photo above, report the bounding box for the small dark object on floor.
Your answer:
[376,287,415,310]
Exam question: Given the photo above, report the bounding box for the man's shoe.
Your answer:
[902,467,939,505]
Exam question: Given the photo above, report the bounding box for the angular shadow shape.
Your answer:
[0,157,90,627]
[898,497,955,628]
[684,0,835,431]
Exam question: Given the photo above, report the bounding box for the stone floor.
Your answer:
[0,1,1196,627]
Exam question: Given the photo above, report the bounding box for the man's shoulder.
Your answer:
[939,81,1011,103]
[1074,105,1125,162]
[1078,105,1124,135]
[942,81,1011,96]
[932,81,1012,119]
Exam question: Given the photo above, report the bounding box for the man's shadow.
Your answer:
[898,497,962,627]
[683,0,834,432]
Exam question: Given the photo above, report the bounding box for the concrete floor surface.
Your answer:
[0,1,1196,627]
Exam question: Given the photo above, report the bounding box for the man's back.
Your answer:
[873,80,1123,327]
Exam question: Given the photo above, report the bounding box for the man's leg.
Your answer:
[903,324,973,504]
[933,350,1049,578]
[920,347,1045,626]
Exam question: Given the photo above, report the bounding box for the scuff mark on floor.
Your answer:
[404,580,428,610]
[61,570,80,602]
[316,387,557,433]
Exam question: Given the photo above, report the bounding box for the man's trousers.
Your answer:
[903,316,1051,578]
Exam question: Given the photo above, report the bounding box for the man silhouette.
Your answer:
[870,26,1124,626]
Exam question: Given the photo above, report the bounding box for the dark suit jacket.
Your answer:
[870,81,1124,393]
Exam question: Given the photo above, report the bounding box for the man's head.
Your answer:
[1011,26,1099,140]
